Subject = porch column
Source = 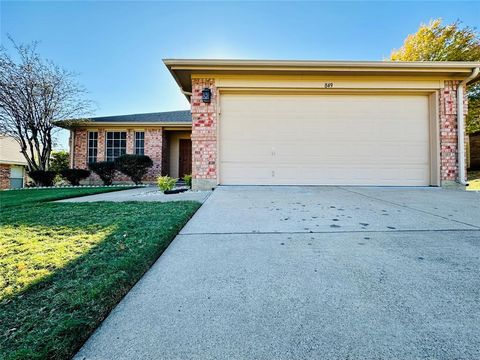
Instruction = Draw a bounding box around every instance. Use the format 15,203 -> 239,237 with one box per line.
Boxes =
191,78 -> 217,190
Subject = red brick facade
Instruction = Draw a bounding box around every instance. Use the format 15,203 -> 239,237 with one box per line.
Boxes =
70,79 -> 468,188
144,128 -> 163,178
72,128 -> 168,183
439,80 -> 468,182
190,78 -> 218,190
0,164 -> 10,189
188,78 -> 469,188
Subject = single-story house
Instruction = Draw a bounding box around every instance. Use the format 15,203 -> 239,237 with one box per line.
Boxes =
0,135 -> 28,189
63,110 -> 192,182
60,59 -> 480,190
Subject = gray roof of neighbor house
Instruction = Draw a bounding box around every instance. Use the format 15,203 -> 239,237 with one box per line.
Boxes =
56,110 -> 192,128
87,110 -> 191,123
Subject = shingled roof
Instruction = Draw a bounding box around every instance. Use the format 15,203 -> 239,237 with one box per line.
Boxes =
87,110 -> 191,123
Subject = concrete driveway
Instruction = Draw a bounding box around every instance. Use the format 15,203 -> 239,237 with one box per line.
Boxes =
75,186 -> 480,360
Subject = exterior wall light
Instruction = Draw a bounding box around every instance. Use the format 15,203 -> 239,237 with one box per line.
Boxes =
202,88 -> 212,103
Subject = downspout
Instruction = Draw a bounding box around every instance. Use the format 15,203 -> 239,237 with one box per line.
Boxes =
457,67 -> 479,185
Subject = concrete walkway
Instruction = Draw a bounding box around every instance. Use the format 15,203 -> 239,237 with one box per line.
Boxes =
58,186 -> 211,203
74,186 -> 480,360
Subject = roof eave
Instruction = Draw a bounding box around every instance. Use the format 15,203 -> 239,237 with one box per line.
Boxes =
163,59 -> 480,94
56,121 -> 192,129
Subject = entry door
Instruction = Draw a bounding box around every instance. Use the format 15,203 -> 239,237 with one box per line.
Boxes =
178,139 -> 192,177
219,93 -> 430,186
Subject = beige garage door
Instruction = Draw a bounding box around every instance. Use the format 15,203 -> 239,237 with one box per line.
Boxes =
219,93 -> 430,186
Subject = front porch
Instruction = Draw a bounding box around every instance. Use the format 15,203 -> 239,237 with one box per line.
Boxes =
162,129 -> 192,179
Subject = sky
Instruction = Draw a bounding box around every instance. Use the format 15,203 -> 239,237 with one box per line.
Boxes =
1,0 -> 479,150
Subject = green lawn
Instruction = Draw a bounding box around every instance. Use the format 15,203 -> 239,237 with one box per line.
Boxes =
0,189 -> 200,360
0,186 -> 135,209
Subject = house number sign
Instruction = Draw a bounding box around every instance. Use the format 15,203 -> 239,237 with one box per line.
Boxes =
324,82 -> 334,88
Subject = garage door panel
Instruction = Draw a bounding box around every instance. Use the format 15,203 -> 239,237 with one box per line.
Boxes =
219,93 -> 430,186
274,141 -> 429,163
221,141 -> 272,163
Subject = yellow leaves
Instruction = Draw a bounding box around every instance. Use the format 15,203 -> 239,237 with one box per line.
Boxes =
390,18 -> 480,62
390,18 -> 480,133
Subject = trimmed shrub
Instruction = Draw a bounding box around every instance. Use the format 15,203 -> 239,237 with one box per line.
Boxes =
157,176 -> 177,192
183,174 -> 192,188
115,154 -> 153,184
49,150 -> 70,173
88,161 -> 116,185
28,170 -> 56,187
60,169 -> 91,186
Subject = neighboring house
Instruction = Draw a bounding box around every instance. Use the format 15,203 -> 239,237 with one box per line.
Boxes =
0,135 -> 28,189
59,110 -> 192,183
62,59 -> 480,189
468,131 -> 480,170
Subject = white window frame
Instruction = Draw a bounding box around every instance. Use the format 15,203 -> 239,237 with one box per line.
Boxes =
87,131 -> 98,164
105,131 -> 127,162
134,131 -> 145,155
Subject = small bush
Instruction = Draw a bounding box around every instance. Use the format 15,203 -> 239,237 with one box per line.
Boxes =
157,176 -> 177,192
60,169 -> 91,186
28,170 -> 56,187
49,151 -> 70,173
183,174 -> 192,188
88,162 -> 117,185
115,154 -> 153,184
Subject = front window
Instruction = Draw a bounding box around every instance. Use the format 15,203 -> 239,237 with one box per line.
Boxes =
135,131 -> 145,155
87,131 -> 98,163
105,131 -> 126,162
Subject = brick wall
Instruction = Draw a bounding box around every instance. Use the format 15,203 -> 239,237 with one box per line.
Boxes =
71,79 -> 468,188
0,164 -> 10,189
144,128 -> 163,180
439,80 -> 468,182
72,127 -> 165,183
161,130 -> 169,176
190,78 -> 217,190
73,129 -> 88,170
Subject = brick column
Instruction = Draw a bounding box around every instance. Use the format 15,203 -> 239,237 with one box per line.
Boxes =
439,80 -> 468,185
73,129 -> 88,170
126,129 -> 134,154
161,130 -> 169,176
97,129 -> 105,162
144,128 -> 163,181
191,78 -> 217,190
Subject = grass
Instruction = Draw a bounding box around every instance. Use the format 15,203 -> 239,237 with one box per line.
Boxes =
0,189 -> 200,360
467,170 -> 480,191
0,186 -> 135,209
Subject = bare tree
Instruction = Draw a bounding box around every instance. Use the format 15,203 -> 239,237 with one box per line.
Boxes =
0,37 -> 92,171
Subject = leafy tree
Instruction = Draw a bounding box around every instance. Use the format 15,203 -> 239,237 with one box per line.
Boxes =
0,37 -> 92,171
390,19 -> 480,133
49,150 -> 70,173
